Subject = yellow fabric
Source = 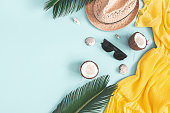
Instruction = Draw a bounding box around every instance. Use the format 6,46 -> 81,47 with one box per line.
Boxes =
104,0 -> 170,112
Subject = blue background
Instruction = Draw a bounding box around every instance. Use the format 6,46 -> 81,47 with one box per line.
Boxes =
0,0 -> 155,113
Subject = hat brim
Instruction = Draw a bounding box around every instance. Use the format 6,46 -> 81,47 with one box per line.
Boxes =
86,0 -> 139,31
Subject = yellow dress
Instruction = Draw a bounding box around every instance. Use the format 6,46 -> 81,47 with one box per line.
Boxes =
104,0 -> 170,112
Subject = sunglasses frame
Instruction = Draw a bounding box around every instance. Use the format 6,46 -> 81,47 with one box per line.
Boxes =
101,39 -> 127,60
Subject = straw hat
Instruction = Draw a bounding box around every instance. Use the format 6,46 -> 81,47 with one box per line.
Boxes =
86,0 -> 139,31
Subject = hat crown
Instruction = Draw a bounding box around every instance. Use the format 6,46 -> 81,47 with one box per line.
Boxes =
93,0 -> 137,23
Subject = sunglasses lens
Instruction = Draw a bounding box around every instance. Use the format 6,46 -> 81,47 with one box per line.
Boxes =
101,39 -> 127,60
101,39 -> 114,52
113,51 -> 127,60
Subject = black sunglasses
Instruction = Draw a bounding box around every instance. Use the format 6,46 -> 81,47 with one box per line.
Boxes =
101,39 -> 127,60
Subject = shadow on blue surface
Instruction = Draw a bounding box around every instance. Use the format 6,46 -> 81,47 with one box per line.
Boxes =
68,61 -> 82,75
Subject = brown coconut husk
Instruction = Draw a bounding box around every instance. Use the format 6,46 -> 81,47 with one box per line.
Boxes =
128,32 -> 147,51
80,60 -> 99,79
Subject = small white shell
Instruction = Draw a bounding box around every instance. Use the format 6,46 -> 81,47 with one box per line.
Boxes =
74,18 -> 80,24
115,34 -> 120,39
119,64 -> 128,75
85,37 -> 96,46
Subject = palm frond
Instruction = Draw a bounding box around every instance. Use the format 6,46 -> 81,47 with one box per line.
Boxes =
79,84 -> 117,113
53,75 -> 117,113
44,0 -> 94,18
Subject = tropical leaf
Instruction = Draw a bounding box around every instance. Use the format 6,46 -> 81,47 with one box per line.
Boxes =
44,0 -> 94,18
52,75 -> 117,113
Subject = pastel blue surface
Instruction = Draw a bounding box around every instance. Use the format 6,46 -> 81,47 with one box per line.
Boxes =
0,0 -> 156,113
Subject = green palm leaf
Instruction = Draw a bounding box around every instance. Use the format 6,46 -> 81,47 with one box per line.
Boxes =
53,75 -> 117,113
44,0 -> 93,18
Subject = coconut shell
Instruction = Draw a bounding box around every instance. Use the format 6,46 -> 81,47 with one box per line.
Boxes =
80,60 -> 99,79
128,32 -> 147,51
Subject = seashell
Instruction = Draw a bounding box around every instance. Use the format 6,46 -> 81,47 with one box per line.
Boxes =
115,34 -> 120,39
119,64 -> 128,75
74,18 -> 80,24
85,37 -> 96,46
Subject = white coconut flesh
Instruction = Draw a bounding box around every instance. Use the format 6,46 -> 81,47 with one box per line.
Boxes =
81,61 -> 98,78
134,33 -> 146,49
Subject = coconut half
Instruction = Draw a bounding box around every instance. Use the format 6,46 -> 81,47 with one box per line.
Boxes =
80,61 -> 99,79
128,32 -> 147,50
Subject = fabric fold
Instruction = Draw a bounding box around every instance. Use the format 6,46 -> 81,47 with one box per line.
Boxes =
104,0 -> 170,112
